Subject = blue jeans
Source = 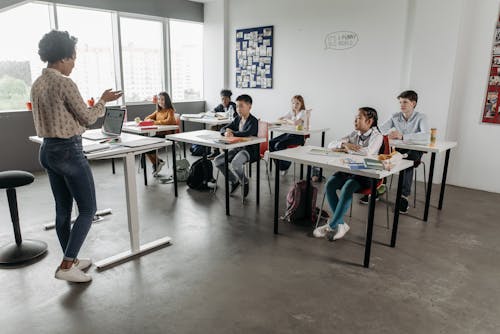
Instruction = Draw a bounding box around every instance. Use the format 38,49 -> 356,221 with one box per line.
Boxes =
269,133 -> 305,171
325,173 -> 361,229
40,136 -> 97,261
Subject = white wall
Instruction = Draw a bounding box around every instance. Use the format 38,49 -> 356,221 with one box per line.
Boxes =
203,0 -> 500,192
446,0 -> 500,193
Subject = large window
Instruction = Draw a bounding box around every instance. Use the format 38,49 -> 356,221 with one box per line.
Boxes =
170,20 -> 203,101
120,17 -> 164,103
0,2 -> 52,110
57,5 -> 117,104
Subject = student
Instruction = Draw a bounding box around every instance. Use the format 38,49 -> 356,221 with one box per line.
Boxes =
32,30 -> 122,282
207,89 -> 238,159
267,95 -> 307,175
313,107 -> 382,240
213,94 -> 258,197
376,90 -> 429,213
144,92 -> 177,176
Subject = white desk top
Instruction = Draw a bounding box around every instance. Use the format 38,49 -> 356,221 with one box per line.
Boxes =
268,125 -> 330,135
180,114 -> 231,126
122,122 -> 178,135
269,145 -> 413,179
29,133 -> 171,160
165,129 -> 265,150
389,140 -> 457,153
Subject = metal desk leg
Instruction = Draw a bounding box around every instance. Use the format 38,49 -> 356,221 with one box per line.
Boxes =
274,158 -> 280,234
306,165 -> 312,219
391,170 -> 405,247
364,179 -> 378,268
256,158 -> 260,205
182,120 -> 187,158
269,131 -> 274,172
423,152 -> 436,222
438,149 -> 451,210
224,149 -> 230,216
319,131 -> 325,180
172,141 -> 178,197
111,158 -> 116,174
141,154 -> 148,186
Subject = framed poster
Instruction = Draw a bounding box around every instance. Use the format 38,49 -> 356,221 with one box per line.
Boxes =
236,25 -> 273,89
482,13 -> 500,124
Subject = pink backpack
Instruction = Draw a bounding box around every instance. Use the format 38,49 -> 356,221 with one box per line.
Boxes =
282,180 -> 318,224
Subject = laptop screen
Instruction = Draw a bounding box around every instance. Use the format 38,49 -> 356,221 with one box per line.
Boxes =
102,106 -> 125,136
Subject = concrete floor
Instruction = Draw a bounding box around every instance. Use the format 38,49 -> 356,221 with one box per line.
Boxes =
0,157 -> 499,334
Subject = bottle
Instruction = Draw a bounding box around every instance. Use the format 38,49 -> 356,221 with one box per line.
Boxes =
430,128 -> 437,147
228,105 -> 234,121
122,105 -> 128,123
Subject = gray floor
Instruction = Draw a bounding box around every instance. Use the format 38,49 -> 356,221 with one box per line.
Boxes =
0,157 -> 499,334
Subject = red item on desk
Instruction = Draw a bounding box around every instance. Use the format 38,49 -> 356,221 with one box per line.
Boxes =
138,120 -> 155,127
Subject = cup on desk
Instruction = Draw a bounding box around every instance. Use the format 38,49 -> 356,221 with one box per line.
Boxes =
430,128 -> 437,147
26,102 -> 32,111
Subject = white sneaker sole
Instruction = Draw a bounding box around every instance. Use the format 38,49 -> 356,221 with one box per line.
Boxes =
333,224 -> 350,240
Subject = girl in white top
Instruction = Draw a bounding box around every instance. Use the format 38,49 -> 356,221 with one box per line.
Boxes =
269,95 -> 308,174
313,107 -> 383,241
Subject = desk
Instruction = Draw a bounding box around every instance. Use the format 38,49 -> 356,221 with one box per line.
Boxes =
165,130 -> 265,216
269,145 -> 413,268
29,133 -> 173,270
122,122 -> 179,185
268,125 -> 330,178
180,115 -> 231,157
390,140 -> 458,221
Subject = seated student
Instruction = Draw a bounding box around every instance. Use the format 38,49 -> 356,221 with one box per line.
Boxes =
208,89 -> 238,159
313,107 -> 382,240
144,92 -> 177,176
213,94 -> 258,197
268,95 -> 307,175
375,90 -> 428,213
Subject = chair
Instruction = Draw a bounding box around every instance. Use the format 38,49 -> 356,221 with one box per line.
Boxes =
315,135 -> 391,230
0,171 -> 47,264
389,154 -> 427,208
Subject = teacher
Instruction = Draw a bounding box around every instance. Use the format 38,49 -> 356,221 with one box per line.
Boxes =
31,30 -> 122,283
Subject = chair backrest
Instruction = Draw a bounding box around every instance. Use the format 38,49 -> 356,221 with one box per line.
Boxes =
174,113 -> 181,133
257,120 -> 269,155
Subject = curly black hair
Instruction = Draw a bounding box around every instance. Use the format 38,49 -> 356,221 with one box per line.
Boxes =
38,30 -> 78,64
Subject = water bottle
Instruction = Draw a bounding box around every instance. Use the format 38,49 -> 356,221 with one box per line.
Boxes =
228,105 -> 234,121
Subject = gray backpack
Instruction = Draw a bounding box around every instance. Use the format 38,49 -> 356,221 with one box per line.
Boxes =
176,159 -> 190,182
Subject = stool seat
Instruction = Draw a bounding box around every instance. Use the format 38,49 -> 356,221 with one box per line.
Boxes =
0,171 -> 34,189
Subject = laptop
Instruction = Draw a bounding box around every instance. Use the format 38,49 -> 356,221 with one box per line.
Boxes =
83,106 -> 126,140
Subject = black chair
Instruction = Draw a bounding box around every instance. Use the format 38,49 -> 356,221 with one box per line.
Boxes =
0,171 -> 47,264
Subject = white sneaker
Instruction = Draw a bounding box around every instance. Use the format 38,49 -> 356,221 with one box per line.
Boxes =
263,150 -> 270,163
313,223 -> 333,238
207,181 -> 217,188
333,223 -> 350,240
74,258 -> 92,271
280,169 -> 288,177
153,160 -> 166,177
55,265 -> 92,283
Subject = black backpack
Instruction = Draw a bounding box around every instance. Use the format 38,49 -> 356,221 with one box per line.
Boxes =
187,158 -> 214,190
190,144 -> 210,156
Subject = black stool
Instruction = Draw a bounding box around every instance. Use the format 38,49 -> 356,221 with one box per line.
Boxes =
0,171 -> 47,264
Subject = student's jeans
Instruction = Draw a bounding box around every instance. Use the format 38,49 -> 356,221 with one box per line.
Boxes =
396,149 -> 424,197
213,148 -> 250,184
325,173 -> 362,229
40,136 -> 97,261
269,133 -> 305,170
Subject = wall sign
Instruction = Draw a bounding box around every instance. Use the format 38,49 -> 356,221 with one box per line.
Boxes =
324,31 -> 359,50
482,13 -> 500,124
235,25 -> 273,89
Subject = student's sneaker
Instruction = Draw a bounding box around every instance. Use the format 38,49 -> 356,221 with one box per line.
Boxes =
280,169 -> 288,177
243,182 -> 249,197
359,193 -> 379,205
152,159 -> 166,177
399,196 -> 409,214
263,150 -> 270,163
74,258 -> 92,271
207,181 -> 217,189
207,150 -> 220,160
313,223 -> 333,238
55,265 -> 92,283
230,181 -> 240,194
333,223 -> 350,240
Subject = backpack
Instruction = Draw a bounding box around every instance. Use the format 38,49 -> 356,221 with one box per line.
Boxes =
281,180 -> 318,224
190,144 -> 210,156
176,158 -> 190,182
187,158 -> 214,190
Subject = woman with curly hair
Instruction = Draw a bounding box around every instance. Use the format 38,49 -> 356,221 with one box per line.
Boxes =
31,30 -> 122,282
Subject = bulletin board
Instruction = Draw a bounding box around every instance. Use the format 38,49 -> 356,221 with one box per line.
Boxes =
235,25 -> 273,89
482,14 -> 500,124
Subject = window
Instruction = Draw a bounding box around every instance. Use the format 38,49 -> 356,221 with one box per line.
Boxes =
0,2 -> 52,111
170,20 -> 203,101
56,5 -> 117,104
120,17 -> 164,103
